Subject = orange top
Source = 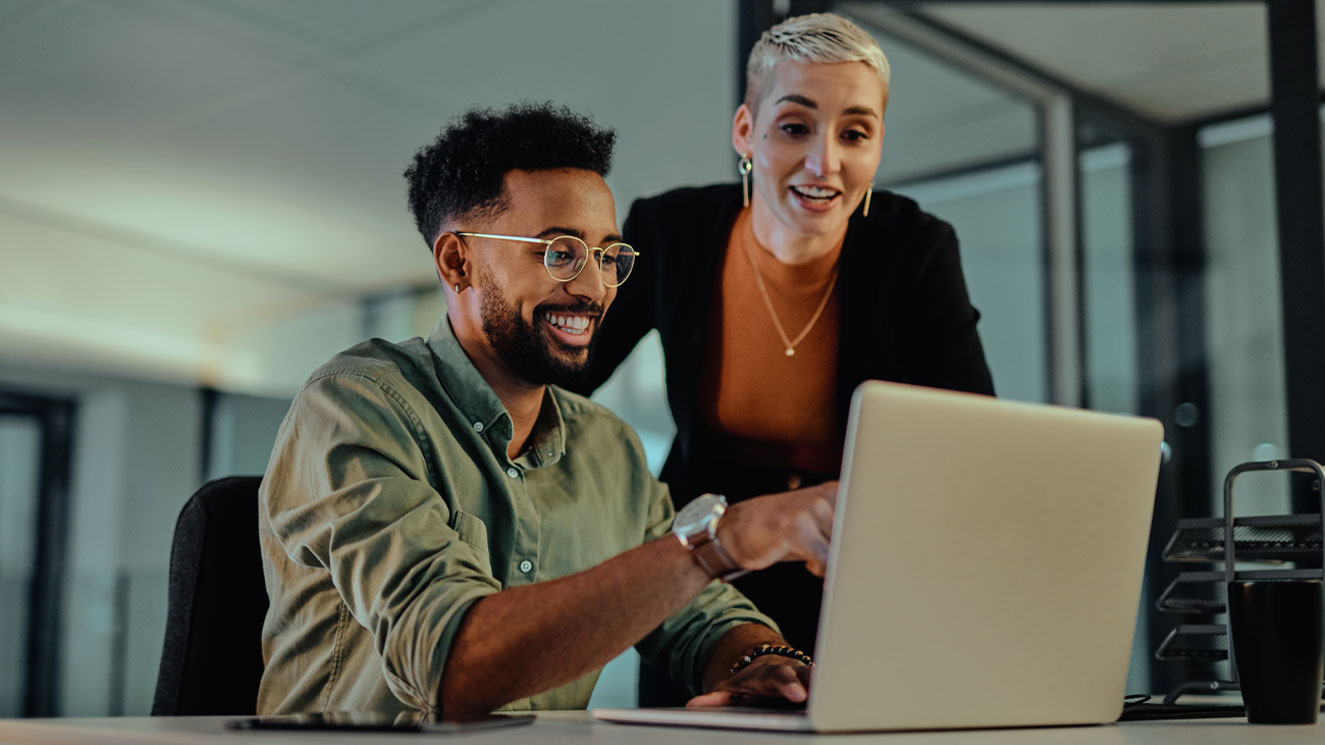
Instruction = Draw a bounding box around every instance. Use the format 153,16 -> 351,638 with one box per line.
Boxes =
698,208 -> 844,474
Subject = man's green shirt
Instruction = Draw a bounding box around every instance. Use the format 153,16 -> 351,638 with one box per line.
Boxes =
257,318 -> 774,716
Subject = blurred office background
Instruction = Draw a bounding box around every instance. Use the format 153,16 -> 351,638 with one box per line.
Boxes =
1,0 -> 1322,717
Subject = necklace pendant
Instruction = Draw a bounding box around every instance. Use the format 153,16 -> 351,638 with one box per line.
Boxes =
785,348 -> 795,357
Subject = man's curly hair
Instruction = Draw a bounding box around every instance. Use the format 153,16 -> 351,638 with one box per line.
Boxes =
403,102 -> 616,249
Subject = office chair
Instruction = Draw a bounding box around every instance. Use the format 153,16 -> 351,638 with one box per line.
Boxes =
152,476 -> 268,715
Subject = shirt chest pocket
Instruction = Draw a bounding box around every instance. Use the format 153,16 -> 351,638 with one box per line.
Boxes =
448,510 -> 494,578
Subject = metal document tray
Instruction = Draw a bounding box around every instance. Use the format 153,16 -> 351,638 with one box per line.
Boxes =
1155,460 -> 1325,704
1154,624 -> 1228,662
1161,513 -> 1323,564
1155,568 -> 1324,614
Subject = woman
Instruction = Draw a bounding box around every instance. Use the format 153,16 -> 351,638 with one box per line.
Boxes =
579,12 -> 994,703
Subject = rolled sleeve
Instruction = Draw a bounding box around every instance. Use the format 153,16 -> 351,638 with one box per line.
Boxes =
632,479 -> 779,694
263,370 -> 500,713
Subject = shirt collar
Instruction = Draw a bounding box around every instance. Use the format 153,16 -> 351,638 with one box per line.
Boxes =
525,389 -> 568,468
425,315 -> 568,467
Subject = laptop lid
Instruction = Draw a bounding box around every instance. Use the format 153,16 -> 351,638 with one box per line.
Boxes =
807,382 -> 1163,731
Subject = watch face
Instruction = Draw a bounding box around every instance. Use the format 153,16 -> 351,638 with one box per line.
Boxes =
673,493 -> 726,535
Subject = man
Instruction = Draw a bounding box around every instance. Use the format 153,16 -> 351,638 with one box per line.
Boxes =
257,103 -> 836,718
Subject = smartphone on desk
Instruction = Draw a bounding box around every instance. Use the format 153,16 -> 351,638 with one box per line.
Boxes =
227,711 -> 536,734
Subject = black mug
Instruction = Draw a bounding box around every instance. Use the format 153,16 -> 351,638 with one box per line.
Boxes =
1227,579 -> 1324,724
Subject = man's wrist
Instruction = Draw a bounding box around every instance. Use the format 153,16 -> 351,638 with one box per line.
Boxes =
729,643 -> 814,676
687,531 -> 746,580
702,624 -> 784,693
673,494 -> 746,581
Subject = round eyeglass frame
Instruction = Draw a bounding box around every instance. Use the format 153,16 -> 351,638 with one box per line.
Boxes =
454,232 -> 639,287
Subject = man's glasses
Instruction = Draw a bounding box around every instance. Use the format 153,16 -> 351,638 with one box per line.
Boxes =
455,232 -> 639,287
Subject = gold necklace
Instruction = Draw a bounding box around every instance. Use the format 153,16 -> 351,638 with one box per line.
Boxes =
743,240 -> 841,357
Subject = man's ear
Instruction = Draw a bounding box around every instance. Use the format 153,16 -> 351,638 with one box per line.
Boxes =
433,232 -> 469,292
732,103 -> 754,157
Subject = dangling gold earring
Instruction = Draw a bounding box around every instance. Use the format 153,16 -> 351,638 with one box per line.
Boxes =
739,154 -> 753,208
863,184 -> 873,217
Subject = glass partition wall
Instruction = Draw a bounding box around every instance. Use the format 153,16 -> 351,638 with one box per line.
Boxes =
0,414 -> 43,717
0,393 -> 73,717
1199,113 -> 1295,517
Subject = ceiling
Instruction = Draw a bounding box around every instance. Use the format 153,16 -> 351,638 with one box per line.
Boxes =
0,0 -> 1320,393
0,0 -> 738,389
916,1 -> 1325,123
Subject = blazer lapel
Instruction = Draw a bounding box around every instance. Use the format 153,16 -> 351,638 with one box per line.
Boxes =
667,186 -> 744,448
835,213 -> 898,426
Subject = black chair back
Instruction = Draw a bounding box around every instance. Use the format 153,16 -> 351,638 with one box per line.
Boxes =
152,476 -> 267,715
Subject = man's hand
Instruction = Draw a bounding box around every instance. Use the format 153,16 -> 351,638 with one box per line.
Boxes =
715,481 -> 838,576
686,655 -> 813,708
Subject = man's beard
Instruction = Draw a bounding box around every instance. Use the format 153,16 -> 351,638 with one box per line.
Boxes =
476,280 -> 601,389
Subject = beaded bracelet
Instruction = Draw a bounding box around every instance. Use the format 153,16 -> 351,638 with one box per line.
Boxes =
729,643 -> 815,676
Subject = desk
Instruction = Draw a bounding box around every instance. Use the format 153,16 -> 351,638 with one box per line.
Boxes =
0,711 -> 1319,744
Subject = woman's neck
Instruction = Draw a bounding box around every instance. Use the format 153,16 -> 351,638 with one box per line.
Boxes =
748,202 -> 848,265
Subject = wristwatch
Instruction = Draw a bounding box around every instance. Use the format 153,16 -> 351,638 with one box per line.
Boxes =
672,493 -> 746,581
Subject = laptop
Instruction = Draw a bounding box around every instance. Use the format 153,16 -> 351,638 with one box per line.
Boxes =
594,381 -> 1164,733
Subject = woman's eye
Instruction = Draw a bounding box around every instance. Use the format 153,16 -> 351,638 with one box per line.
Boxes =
842,129 -> 869,142
779,123 -> 810,137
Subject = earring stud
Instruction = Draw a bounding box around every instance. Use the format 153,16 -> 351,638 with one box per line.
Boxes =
454,283 -> 462,293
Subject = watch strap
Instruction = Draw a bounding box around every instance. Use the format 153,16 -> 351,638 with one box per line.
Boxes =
690,533 -> 747,582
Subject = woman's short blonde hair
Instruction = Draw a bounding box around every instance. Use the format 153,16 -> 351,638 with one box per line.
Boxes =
745,12 -> 890,108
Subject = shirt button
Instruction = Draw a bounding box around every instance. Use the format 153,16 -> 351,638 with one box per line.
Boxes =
506,467 -> 519,479
786,473 -> 803,490
519,559 -> 534,573
472,421 -> 484,433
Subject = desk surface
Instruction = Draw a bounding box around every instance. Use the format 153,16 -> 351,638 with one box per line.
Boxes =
0,710 -> 1319,745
